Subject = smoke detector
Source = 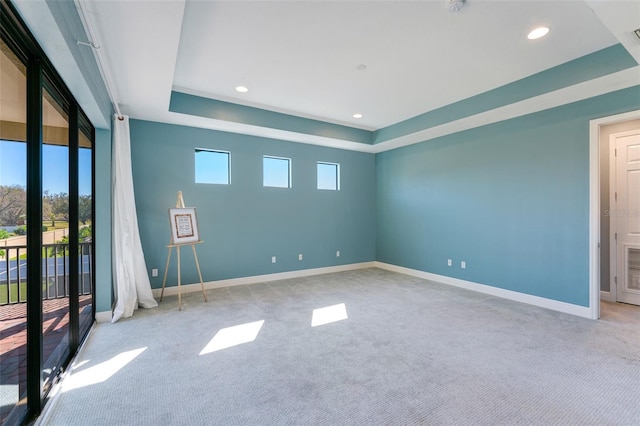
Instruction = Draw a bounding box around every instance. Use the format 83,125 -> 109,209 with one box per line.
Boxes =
446,0 -> 464,13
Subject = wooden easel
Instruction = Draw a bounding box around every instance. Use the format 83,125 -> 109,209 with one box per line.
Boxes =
160,191 -> 208,310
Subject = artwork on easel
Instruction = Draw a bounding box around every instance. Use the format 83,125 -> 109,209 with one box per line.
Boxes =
162,191 -> 208,310
169,207 -> 200,245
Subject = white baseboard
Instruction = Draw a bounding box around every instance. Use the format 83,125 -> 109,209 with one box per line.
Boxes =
152,261 -> 377,298
374,262 -> 593,319
95,310 -> 113,323
600,290 -> 613,302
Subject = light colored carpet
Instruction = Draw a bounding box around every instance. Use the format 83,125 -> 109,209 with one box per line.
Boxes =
40,268 -> 640,425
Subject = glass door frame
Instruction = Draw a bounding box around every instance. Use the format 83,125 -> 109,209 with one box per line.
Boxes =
1,0 -> 96,423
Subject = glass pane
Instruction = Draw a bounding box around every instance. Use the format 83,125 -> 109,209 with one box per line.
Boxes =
78,128 -> 93,337
41,87 -> 69,396
0,37 -> 28,423
195,149 -> 229,184
317,162 -> 339,190
628,248 -> 640,291
263,157 -> 290,188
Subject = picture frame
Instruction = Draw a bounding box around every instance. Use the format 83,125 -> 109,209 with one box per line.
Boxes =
168,207 -> 200,245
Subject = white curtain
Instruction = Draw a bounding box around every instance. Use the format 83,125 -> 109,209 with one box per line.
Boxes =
111,114 -> 158,322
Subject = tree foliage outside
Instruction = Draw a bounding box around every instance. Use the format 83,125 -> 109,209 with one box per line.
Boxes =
0,185 -> 26,225
0,229 -> 8,257
43,191 -> 69,227
50,225 -> 92,257
79,195 -> 92,224
0,185 -> 91,259
1,185 -> 87,227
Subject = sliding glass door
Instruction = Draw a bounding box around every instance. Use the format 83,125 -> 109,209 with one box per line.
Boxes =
0,1 -> 96,423
41,84 -> 71,397
77,123 -> 94,340
0,35 -> 28,425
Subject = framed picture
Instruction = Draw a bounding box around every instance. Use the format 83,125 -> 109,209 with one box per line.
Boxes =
169,207 -> 200,245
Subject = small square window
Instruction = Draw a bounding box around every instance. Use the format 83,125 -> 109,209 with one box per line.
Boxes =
195,149 -> 230,185
317,162 -> 339,190
263,156 -> 291,188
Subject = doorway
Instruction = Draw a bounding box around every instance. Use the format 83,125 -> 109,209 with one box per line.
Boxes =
609,128 -> 640,305
590,111 -> 640,319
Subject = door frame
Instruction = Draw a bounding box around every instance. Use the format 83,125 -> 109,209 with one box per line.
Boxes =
609,130 -> 618,304
589,109 -> 640,319
610,129 -> 640,305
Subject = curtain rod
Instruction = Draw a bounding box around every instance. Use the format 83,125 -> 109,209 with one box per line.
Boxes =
74,0 -> 124,121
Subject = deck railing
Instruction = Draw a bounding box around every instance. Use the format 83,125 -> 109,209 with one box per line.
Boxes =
0,243 -> 92,305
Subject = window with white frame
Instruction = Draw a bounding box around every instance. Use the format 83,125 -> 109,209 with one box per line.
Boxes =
317,162 -> 340,190
263,156 -> 291,188
195,149 -> 230,185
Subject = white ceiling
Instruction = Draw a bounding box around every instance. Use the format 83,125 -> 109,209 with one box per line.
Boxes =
70,1 -> 640,150
174,0 -> 618,129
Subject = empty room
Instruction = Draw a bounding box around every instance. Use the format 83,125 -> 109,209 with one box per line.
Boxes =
0,1 -> 639,425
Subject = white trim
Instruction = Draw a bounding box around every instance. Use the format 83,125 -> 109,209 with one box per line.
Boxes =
375,262 -> 593,319
609,132 -> 618,303
95,310 -> 113,323
590,110 -> 640,320
371,68 -> 640,154
152,261 -> 377,298
600,291 -> 613,303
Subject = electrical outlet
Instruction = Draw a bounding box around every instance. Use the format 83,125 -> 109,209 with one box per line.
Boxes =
461,261 -> 466,269
336,250 -> 340,257
151,268 -> 158,277
298,253 -> 303,261
272,256 -> 276,263
447,259 -> 452,267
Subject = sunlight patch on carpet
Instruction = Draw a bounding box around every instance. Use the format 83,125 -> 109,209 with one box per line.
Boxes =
71,360 -> 90,370
62,348 -> 146,392
200,320 -> 265,355
312,303 -> 348,327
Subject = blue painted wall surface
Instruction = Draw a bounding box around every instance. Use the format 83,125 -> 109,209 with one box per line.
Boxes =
94,127 -> 112,312
376,86 -> 640,307
129,120 -> 376,288
170,91 -> 373,145
374,44 -> 637,144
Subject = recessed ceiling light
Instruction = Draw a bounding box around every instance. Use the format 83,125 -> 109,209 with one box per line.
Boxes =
528,27 -> 550,40
353,113 -> 363,119
446,0 -> 464,13
235,86 -> 248,93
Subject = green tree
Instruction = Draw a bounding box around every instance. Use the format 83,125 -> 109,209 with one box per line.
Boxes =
43,191 -> 69,226
42,190 -> 53,225
79,195 -> 92,224
0,230 -> 8,257
80,225 -> 92,241
0,185 -> 26,225
52,192 -> 69,223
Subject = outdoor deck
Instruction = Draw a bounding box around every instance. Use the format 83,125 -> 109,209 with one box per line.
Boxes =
0,296 -> 92,422
0,242 -> 93,423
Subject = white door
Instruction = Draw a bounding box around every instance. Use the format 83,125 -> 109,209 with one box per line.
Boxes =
613,130 -> 640,305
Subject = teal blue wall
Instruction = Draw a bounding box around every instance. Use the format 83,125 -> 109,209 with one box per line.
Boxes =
94,127 -> 112,312
376,86 -> 640,307
129,120 -> 376,288
170,91 -> 373,145
373,45 -> 637,144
